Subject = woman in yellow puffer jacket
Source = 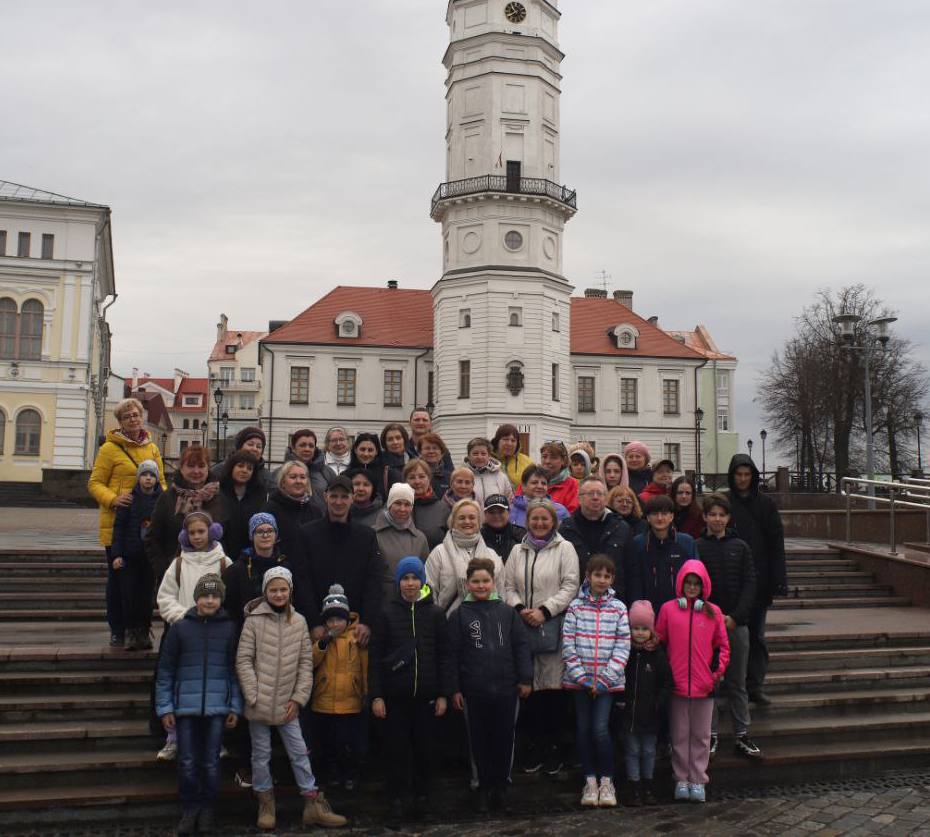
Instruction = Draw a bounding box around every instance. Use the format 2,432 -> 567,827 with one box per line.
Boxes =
87,398 -> 166,645
492,423 -> 535,491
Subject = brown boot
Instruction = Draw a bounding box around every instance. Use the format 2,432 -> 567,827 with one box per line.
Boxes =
255,789 -> 275,830
303,791 -> 347,828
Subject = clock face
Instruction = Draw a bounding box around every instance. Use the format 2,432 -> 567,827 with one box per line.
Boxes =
505,2 -> 527,24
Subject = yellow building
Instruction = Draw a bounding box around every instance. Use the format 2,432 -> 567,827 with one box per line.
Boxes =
0,181 -> 116,483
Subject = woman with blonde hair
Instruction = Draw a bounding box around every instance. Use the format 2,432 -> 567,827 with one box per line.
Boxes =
607,485 -> 647,538
425,498 -> 504,615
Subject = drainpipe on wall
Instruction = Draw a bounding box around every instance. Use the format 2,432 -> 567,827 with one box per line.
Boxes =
262,344 -> 275,465
694,357 -> 708,477
712,359 -> 720,478
412,347 -> 431,412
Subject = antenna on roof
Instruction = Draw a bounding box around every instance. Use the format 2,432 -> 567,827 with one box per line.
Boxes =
594,269 -> 611,292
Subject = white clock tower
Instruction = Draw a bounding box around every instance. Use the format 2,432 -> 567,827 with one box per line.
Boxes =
430,0 -> 576,456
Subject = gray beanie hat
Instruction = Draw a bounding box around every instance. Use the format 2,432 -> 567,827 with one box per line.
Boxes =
321,583 -> 350,622
137,459 -> 160,480
262,565 -> 293,592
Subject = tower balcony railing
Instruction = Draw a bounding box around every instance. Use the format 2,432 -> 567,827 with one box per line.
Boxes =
430,175 -> 577,216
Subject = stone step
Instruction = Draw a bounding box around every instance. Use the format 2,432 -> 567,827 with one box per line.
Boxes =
759,685 -> 930,714
764,665 -> 930,693
0,692 -> 151,723
746,709 -> 930,743
0,609 -> 163,622
768,645 -> 930,671
783,584 -> 895,599
1,647 -> 158,673
0,550 -> 104,563
1,563 -> 106,576
768,629 -> 930,652
771,595 -> 911,609
0,593 -> 106,611
784,570 -> 875,584
0,749 -> 169,791
785,559 -> 859,572
0,576 -> 106,588
0,669 -> 153,696
0,719 -> 156,755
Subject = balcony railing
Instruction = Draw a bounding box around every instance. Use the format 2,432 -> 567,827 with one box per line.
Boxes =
430,175 -> 577,216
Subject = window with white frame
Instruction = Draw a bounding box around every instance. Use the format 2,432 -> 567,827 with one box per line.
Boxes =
41,234 -> 54,259
459,309 -> 471,329
663,443 -> 681,469
337,368 -> 357,406
290,367 -> 309,404
620,378 -> 638,414
383,370 -> 403,407
508,307 -> 523,327
239,393 -> 255,410
220,367 -> 234,386
717,409 -> 729,432
240,367 -> 256,382
662,379 -> 680,415
552,312 -> 560,332
15,409 -> 41,455
577,376 -> 595,413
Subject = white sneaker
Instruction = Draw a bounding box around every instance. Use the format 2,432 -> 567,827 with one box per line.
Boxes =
674,780 -> 690,801
581,777 -> 599,807
689,783 -> 706,803
598,777 -> 617,808
156,739 -> 177,762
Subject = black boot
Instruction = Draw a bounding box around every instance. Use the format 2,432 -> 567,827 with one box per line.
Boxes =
386,798 -> 405,828
489,787 -> 510,814
177,809 -> 198,836
477,789 -> 490,815
626,779 -> 643,807
643,778 -> 658,806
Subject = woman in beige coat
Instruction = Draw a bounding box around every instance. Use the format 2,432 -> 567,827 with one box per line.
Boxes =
504,498 -> 580,776
236,566 -> 345,830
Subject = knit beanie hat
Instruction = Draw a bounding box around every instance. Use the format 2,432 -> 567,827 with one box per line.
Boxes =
320,583 -> 351,622
262,565 -> 293,592
193,572 -> 225,603
234,426 -> 266,452
628,599 -> 655,631
386,482 -> 415,508
137,459 -> 160,480
624,441 -> 651,464
248,512 -> 278,540
395,556 -> 427,586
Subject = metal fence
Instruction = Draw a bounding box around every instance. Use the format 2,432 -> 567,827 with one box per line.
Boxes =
840,475 -> 930,554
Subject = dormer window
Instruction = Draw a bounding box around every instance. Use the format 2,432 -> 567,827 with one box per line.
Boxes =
225,345 -> 236,354
334,311 -> 363,339
610,324 -> 639,350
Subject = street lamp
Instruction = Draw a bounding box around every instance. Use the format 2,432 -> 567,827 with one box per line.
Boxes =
694,407 -> 704,493
221,411 -> 229,457
916,411 -> 924,474
760,429 -> 768,482
747,439 -> 753,458
213,386 -> 224,463
832,312 -> 898,501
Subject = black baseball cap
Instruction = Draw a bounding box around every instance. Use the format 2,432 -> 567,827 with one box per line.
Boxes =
483,494 -> 510,511
326,475 -> 353,493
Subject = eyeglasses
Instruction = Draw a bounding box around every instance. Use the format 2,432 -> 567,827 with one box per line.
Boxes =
254,528 -> 276,536
579,490 -> 606,497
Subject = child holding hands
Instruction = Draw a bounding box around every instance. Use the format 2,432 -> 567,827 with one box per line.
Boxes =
561,554 -> 630,808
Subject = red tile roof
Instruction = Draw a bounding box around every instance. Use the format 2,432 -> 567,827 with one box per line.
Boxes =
136,376 -> 209,412
264,286 -> 434,348
569,297 -> 705,359
209,330 -> 267,362
664,326 -> 736,361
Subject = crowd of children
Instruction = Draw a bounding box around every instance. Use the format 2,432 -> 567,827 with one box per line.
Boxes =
91,401 -> 787,832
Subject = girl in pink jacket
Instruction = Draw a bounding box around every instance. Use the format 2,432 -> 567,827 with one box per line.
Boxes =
655,559 -> 730,804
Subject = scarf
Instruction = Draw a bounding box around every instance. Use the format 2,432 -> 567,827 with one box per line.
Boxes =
383,508 -> 414,531
548,467 -> 571,487
632,635 -> 660,652
325,450 -> 351,469
114,428 -> 149,445
444,489 -> 474,507
415,486 -> 436,502
527,528 -> 557,551
174,481 -> 219,516
450,529 -> 480,550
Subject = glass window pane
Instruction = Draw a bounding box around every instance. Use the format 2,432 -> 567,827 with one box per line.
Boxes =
15,409 -> 41,455
0,299 -> 17,359
20,299 -> 43,360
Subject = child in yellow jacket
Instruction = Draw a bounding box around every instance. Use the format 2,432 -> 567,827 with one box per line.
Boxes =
311,584 -> 369,791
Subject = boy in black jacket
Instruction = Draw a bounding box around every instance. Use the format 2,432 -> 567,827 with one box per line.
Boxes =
696,493 -> 760,760
111,459 -> 162,650
622,600 -> 671,807
369,557 -> 451,824
448,557 -> 533,813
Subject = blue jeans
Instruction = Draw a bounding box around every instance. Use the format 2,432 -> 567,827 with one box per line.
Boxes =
175,715 -> 225,812
624,731 -> 657,781
573,691 -> 615,780
251,718 -> 317,795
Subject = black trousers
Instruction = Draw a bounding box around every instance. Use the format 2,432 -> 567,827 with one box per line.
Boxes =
118,555 -> 154,631
746,605 -> 770,694
380,696 -> 437,797
311,712 -> 361,782
465,693 -> 518,792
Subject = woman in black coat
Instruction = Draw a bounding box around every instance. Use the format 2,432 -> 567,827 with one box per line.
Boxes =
219,450 -> 268,562
262,461 -> 323,559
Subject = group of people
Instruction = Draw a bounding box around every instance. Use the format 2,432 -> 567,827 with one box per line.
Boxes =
88,401 -> 786,833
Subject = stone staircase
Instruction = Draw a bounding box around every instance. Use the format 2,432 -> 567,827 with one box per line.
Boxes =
0,544 -> 929,823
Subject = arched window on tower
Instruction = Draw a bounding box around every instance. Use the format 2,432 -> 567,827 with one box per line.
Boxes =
19,300 -> 44,360
0,299 -> 17,358
15,409 -> 41,455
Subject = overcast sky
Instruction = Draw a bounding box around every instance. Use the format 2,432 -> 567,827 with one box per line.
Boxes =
4,1 -> 928,461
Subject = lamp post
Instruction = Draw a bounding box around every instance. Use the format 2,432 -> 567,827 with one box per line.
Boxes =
833,312 -> 897,504
747,439 -> 753,461
213,387 -> 224,464
221,411 -> 229,458
760,428 -> 768,482
916,411 -> 924,475
694,407 -> 704,493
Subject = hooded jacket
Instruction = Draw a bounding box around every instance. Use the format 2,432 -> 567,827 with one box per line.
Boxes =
157,542 -> 231,625
368,584 -> 452,700
597,452 -> 630,491
425,531 -> 505,615
155,606 -> 242,718
559,509 -> 632,602
466,458 -> 514,506
311,613 -> 369,714
373,510 -> 430,600
111,481 -> 163,563
447,593 -> 534,697
88,429 -> 167,547
509,493 -> 569,529
219,471 -> 268,565
695,529 -> 757,626
623,642 -> 673,734
627,527 -> 697,613
627,467 -> 653,497
656,560 -> 730,699
638,480 -> 670,506
726,454 -> 787,606
351,495 -> 384,529
561,581 -> 631,693
236,597 -> 314,724
548,471 -> 580,513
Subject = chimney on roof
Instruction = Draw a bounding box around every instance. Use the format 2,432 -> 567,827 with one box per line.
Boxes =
217,314 -> 228,342
647,316 -> 659,326
131,367 -> 139,390
584,288 -> 608,299
268,320 -> 288,333
387,280 -> 399,289
613,290 -> 634,309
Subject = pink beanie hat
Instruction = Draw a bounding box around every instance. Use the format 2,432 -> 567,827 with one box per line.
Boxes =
628,600 -> 655,631
624,440 -> 651,463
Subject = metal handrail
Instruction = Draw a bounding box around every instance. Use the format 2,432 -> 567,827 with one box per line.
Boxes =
840,476 -> 930,555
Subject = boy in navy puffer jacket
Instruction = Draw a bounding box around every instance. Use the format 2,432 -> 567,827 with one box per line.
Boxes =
155,573 -> 242,836
110,459 -> 162,650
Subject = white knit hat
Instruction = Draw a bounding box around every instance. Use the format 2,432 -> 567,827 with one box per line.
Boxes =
262,565 -> 293,592
386,482 -> 415,508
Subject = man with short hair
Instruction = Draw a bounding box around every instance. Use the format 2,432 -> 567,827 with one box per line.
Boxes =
560,476 -> 632,601
406,408 -> 454,471
295,475 -> 385,648
480,495 -> 526,564
725,454 -> 786,705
